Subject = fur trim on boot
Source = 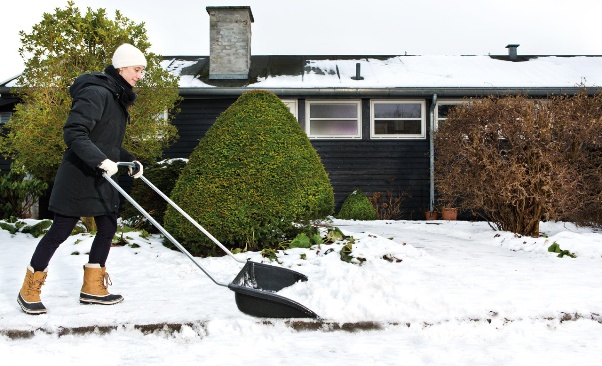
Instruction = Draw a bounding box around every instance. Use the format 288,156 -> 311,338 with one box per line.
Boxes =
80,263 -> 123,305
17,265 -> 48,315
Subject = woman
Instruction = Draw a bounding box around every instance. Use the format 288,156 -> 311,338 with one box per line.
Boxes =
17,43 -> 146,314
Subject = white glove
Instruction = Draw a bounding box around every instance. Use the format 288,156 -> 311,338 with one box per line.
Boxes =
128,161 -> 143,178
98,159 -> 118,177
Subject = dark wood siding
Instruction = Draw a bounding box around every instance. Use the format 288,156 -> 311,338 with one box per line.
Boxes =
312,139 -> 430,218
0,102 -> 17,172
163,97 -> 236,159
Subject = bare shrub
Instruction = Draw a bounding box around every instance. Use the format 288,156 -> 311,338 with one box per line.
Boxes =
548,91 -> 602,227
370,188 -> 410,220
434,91 -> 602,236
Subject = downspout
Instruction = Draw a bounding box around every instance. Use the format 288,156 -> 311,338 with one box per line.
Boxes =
429,94 -> 437,212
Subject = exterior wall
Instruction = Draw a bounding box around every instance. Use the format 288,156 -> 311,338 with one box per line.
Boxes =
312,139 -> 430,218
0,102 -> 16,173
163,98 -> 236,159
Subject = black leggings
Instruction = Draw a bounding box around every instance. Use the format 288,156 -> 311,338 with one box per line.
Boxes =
30,213 -> 118,271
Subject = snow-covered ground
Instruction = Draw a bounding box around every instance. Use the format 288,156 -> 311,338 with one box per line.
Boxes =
1,218 -> 601,365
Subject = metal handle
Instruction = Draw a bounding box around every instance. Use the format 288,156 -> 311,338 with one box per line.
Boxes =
104,168 -> 229,287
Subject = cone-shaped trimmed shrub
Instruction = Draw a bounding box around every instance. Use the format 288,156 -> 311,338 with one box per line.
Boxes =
337,188 -> 378,220
164,90 -> 334,256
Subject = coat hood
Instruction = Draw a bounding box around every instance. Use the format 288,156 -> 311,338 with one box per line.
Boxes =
70,71 -> 137,107
70,72 -> 117,99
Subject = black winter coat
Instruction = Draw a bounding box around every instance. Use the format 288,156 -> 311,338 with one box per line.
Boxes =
48,68 -> 136,217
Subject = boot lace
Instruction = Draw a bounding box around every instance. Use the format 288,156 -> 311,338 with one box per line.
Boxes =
26,276 -> 46,296
102,272 -> 113,289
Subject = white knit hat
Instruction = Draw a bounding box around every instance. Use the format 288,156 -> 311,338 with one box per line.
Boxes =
112,43 -> 147,69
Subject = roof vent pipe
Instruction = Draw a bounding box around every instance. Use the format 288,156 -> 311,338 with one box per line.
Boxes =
351,63 -> 364,80
506,44 -> 520,60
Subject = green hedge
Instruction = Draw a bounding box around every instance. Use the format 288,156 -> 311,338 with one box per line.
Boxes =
337,188 -> 378,220
164,90 -> 334,256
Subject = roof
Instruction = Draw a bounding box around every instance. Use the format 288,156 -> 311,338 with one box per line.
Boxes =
164,54 -> 602,90
4,54 -> 602,97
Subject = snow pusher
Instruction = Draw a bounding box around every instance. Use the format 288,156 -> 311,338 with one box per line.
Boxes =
103,163 -> 318,319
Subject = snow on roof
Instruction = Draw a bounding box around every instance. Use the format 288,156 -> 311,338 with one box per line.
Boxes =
4,55 -> 601,90
162,55 -> 602,89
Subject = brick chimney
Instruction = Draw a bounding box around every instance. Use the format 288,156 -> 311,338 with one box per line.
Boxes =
506,44 -> 520,60
206,6 -> 254,79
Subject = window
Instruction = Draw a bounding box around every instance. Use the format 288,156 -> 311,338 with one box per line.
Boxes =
370,100 -> 426,139
306,100 -> 361,139
156,109 -> 168,122
0,112 -> 12,124
281,99 -> 298,120
435,100 -> 466,130
130,110 -> 169,142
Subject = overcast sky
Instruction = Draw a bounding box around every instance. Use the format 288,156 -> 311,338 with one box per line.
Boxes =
2,0 -> 602,81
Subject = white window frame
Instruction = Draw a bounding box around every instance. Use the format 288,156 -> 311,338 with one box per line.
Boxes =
281,99 -> 298,120
370,100 -> 426,139
435,100 -> 467,130
156,109 -> 169,122
305,100 -> 362,139
131,109 -> 169,142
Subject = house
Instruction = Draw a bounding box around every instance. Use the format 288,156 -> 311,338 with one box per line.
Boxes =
2,5 -> 602,219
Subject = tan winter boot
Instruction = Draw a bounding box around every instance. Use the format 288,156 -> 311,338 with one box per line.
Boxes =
80,263 -> 123,305
17,265 -> 48,315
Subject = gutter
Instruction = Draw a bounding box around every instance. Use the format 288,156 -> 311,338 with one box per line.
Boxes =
177,86 -> 597,98
2,86 -> 597,98
429,94 -> 437,212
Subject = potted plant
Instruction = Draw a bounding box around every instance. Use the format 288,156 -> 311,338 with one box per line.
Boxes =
441,207 -> 458,220
425,210 -> 439,220
423,201 -> 438,220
